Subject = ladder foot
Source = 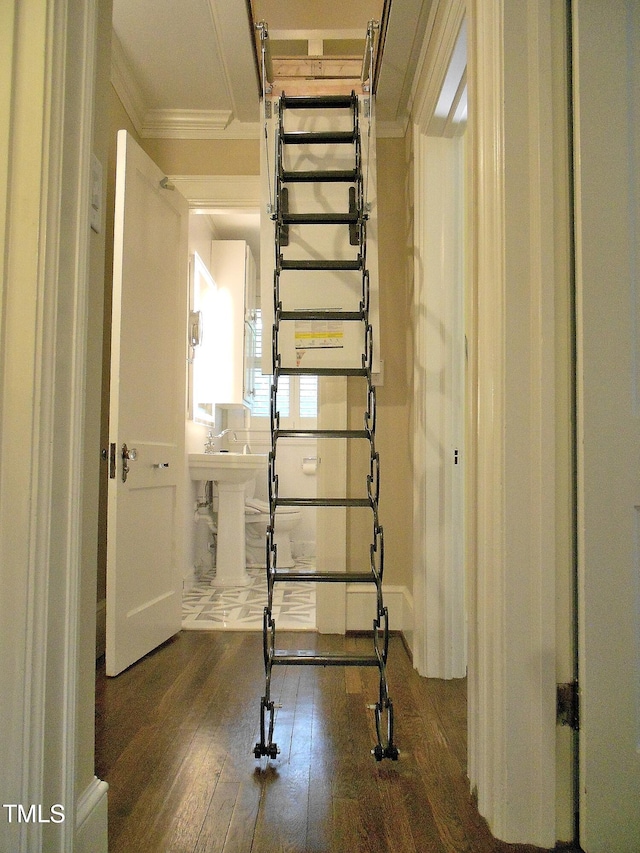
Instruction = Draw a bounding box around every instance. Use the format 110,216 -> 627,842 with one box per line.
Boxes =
254,741 -> 280,759
385,744 -> 399,761
371,742 -> 399,761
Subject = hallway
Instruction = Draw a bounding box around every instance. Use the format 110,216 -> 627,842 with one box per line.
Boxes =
95,632 -> 569,853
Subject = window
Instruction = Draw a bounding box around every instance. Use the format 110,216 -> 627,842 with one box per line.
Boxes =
250,310 -> 318,425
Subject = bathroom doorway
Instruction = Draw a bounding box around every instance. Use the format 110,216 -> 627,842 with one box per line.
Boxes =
182,206 -> 319,632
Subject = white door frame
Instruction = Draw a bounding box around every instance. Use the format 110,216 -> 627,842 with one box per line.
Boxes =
1,1 -> 108,851
411,127 -> 467,679
410,0 -> 467,677
466,0 -> 566,845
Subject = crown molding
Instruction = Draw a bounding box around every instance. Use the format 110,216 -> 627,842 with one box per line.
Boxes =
141,109 -> 233,138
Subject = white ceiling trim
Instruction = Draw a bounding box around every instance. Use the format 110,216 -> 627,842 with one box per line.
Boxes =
140,115 -> 261,140
110,29 -> 146,136
168,175 -> 261,209
141,109 -> 233,138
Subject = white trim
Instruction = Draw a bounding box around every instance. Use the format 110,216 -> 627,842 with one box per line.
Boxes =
141,113 -> 261,140
1,1 -> 104,851
169,175 -> 260,210
411,128 -> 467,680
410,0 -> 466,134
467,1 -> 558,845
142,108 -> 233,138
54,0 -> 102,846
75,778 -> 109,853
467,1 -> 507,830
410,0 -> 467,680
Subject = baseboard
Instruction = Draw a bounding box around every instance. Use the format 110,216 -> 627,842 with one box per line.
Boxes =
95,598 -> 106,660
75,777 -> 108,853
346,584 -> 413,640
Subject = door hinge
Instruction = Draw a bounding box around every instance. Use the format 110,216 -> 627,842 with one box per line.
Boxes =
557,681 -> 580,730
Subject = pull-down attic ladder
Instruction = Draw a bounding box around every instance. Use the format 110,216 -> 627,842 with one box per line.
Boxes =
254,28 -> 397,762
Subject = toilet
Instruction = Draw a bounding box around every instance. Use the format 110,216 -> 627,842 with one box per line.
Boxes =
245,497 -> 301,568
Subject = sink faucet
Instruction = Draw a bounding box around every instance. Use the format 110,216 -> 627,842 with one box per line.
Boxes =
204,428 -> 237,453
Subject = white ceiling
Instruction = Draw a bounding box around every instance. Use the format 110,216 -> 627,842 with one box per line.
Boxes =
111,0 -> 436,261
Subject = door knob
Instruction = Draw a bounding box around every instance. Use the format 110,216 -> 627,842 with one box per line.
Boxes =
121,443 -> 138,483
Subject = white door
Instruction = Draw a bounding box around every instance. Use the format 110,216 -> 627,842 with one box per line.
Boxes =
106,130 -> 188,677
573,1 -> 640,849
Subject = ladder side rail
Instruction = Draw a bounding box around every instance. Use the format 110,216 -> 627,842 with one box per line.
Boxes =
370,526 -> 385,610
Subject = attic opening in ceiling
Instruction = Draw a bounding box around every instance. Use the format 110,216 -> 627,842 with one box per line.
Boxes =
250,0 -> 386,86
111,0 -> 435,137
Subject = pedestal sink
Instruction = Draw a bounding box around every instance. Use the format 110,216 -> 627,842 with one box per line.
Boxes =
189,452 -> 267,587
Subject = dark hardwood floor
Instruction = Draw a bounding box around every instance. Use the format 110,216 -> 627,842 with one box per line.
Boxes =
95,631 -> 571,853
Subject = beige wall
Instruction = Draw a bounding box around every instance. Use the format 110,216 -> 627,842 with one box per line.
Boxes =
347,135 -> 413,590
142,137 -> 259,176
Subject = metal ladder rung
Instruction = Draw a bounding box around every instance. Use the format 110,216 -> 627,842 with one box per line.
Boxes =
279,258 -> 362,270
281,94 -> 355,110
278,310 -> 364,321
281,169 -> 358,183
272,569 -> 376,583
282,131 -> 356,145
272,650 -> 379,667
276,497 -> 372,508
281,212 -> 359,225
276,366 -> 368,377
275,428 -> 370,440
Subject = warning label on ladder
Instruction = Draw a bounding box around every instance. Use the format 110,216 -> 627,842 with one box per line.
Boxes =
294,320 -> 344,350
